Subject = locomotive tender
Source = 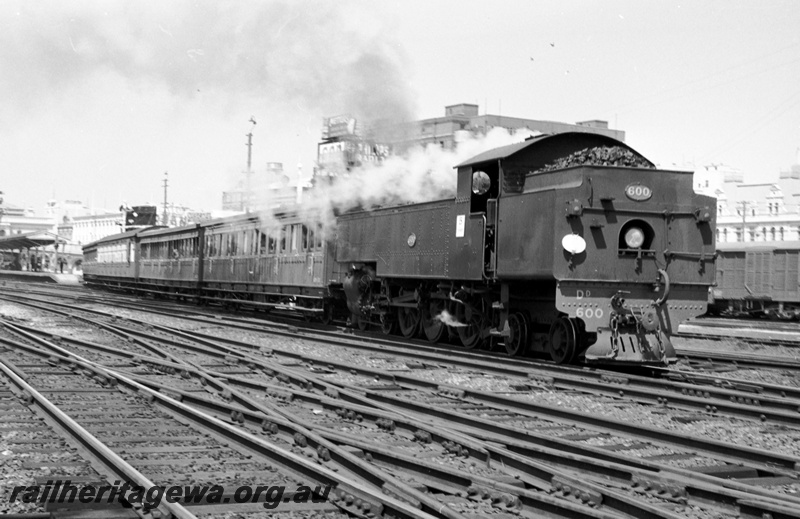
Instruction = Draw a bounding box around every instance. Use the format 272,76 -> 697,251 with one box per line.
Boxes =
83,132 -> 716,365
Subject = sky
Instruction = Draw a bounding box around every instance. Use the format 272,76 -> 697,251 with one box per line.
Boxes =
1,0 -> 799,213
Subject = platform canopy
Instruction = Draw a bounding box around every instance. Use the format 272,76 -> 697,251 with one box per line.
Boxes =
0,231 -> 66,250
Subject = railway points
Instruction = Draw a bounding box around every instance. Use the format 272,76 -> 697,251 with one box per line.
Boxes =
4,284 -> 800,518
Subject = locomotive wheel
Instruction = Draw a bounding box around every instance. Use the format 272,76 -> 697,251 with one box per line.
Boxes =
397,306 -> 420,338
504,312 -> 529,356
420,300 -> 446,343
380,313 -> 397,335
396,288 -> 420,338
351,312 -> 369,331
457,310 -> 485,349
548,317 -> 577,364
320,303 -> 333,325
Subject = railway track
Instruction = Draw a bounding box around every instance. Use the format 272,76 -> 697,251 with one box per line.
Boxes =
11,283 -> 800,372
0,340 -> 476,519
4,292 -> 800,516
4,326 -> 793,519
1,306 -> 633,517
4,289 -> 800,430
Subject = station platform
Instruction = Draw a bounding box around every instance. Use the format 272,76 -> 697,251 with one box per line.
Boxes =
0,270 -> 83,285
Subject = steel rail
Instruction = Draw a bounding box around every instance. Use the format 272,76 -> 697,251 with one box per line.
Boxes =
7,288 -> 800,516
131,356 -> 800,519
0,317 -> 775,519
5,310 -> 800,518
9,290 -> 800,430
0,338 -> 449,519
121,371 -> 637,519
0,329 -> 460,519
4,314 -> 800,475
0,358 -> 198,519
0,319 -> 687,518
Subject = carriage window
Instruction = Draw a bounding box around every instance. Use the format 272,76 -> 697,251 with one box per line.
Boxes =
302,225 -> 310,251
229,233 -> 238,255
315,223 -> 323,249
291,225 -> 299,252
306,226 -> 314,251
269,230 -> 277,254
260,231 -> 268,254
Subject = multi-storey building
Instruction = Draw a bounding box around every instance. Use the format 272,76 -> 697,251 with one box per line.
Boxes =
0,203 -> 54,236
316,103 -> 625,178
694,154 -> 800,243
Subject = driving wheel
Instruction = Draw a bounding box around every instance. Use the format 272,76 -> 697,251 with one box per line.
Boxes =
548,317 -> 577,364
504,312 -> 529,356
397,289 -> 420,338
421,299 -> 446,343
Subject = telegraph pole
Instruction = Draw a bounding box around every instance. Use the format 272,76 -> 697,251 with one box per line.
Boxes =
245,117 -> 256,213
162,172 -> 169,226
0,190 -> 5,240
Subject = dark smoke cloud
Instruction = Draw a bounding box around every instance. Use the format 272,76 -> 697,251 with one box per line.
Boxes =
0,1 -> 417,123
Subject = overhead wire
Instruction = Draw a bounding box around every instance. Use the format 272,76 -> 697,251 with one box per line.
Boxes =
611,40 -> 800,116
700,88 -> 800,163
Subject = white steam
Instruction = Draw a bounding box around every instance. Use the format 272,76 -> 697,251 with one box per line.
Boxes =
299,126 -> 539,238
434,310 -> 467,328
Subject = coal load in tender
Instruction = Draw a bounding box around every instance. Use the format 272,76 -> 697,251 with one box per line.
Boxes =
533,146 -> 655,174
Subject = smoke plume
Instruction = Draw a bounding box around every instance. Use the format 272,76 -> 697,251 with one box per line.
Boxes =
301,127 -> 539,238
0,2 -> 416,123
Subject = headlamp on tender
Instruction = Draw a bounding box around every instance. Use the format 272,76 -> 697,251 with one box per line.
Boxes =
624,227 -> 645,249
562,234 -> 586,255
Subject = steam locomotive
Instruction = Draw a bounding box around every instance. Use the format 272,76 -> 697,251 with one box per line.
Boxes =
83,132 -> 717,365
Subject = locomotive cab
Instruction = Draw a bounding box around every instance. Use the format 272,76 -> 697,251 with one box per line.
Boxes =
463,164 -> 500,274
